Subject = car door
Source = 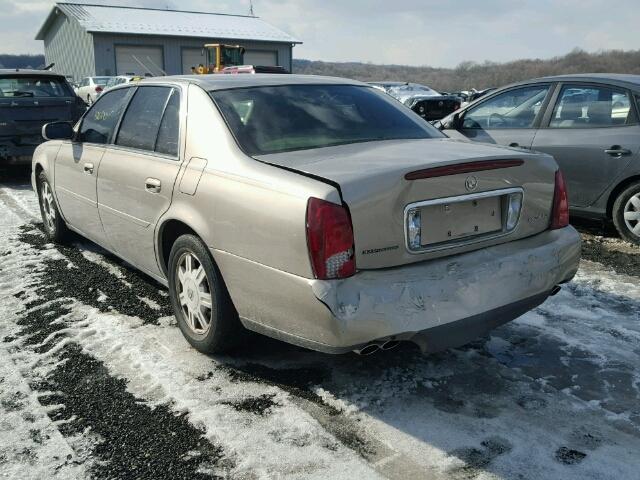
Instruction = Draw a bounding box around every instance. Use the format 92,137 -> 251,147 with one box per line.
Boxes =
531,83 -> 640,208
54,87 -> 131,245
97,85 -> 182,277
446,84 -> 553,150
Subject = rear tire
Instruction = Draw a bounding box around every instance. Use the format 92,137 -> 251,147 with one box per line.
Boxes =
37,172 -> 69,243
167,234 -> 245,353
612,182 -> 640,245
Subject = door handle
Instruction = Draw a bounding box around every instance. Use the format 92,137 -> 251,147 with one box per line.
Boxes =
145,178 -> 161,193
509,142 -> 520,148
605,146 -> 632,156
83,163 -> 94,174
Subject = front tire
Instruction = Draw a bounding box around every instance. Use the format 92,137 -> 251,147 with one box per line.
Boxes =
37,172 -> 69,243
612,182 -> 640,245
167,234 -> 244,353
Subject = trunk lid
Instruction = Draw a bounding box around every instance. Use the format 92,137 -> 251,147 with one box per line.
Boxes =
257,138 -> 559,269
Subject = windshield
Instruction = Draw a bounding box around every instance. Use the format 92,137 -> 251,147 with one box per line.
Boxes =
388,83 -> 439,97
210,85 -> 441,155
0,76 -> 72,97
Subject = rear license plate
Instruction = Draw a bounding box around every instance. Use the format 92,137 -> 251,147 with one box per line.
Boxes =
420,196 -> 502,246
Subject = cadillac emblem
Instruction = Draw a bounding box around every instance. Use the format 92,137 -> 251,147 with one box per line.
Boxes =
465,175 -> 478,191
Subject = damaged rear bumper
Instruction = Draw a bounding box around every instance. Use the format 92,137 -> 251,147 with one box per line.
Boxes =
216,226 -> 581,354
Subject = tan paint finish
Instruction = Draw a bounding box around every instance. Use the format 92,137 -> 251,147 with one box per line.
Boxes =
178,157 -> 208,195
54,142 -> 109,245
97,147 -> 182,276
33,75 -> 582,353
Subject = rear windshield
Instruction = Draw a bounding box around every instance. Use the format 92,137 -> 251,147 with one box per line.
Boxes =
0,76 -> 72,97
210,84 -> 441,155
94,77 -> 111,86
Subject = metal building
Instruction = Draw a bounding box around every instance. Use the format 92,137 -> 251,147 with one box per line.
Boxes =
35,2 -> 301,81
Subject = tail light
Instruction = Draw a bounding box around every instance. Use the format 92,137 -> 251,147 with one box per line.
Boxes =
306,198 -> 356,279
551,169 -> 570,229
95,86 -> 103,93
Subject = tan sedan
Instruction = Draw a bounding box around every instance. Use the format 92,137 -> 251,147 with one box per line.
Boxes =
32,75 -> 581,356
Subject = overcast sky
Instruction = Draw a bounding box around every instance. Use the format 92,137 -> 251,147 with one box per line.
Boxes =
1,0 -> 637,68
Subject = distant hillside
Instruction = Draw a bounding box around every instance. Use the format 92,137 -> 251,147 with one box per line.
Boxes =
0,54 -> 45,70
293,49 -> 640,91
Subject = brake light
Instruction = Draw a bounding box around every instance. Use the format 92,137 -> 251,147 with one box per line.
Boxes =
551,170 -> 570,229
95,86 -> 103,93
306,198 -> 356,279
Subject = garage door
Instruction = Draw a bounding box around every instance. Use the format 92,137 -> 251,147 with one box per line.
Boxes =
182,48 -> 206,74
115,46 -> 164,76
244,50 -> 278,67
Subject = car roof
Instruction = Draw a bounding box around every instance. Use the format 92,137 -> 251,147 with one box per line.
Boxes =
0,69 -> 65,78
137,74 -> 367,90
368,81 -> 409,86
504,73 -> 640,90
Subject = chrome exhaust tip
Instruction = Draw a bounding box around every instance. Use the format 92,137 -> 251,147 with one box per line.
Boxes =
380,340 -> 400,351
550,285 -> 562,296
353,343 -> 380,356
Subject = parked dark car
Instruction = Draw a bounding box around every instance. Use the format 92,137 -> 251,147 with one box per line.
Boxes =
369,82 -> 462,121
0,69 -> 85,165
435,74 -> 640,244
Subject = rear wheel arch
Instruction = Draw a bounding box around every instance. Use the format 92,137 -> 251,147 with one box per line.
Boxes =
157,219 -> 201,276
606,175 -> 640,218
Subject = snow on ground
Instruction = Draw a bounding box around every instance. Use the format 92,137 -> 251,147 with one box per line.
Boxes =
1,177 -> 639,479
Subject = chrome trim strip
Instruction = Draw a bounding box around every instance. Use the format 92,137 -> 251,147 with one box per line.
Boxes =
403,187 -> 524,254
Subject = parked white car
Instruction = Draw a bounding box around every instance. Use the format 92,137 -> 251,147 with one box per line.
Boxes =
103,75 -> 143,92
76,76 -> 112,104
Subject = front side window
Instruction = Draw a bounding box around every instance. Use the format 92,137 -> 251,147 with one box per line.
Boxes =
210,85 -> 440,156
462,85 -> 550,129
549,85 -> 634,128
79,88 -> 131,144
0,76 -> 72,97
116,86 -> 178,155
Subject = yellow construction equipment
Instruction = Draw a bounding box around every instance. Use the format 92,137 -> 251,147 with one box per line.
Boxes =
197,44 -> 246,74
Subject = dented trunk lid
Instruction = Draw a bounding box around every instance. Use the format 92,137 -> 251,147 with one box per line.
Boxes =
257,138 -> 559,269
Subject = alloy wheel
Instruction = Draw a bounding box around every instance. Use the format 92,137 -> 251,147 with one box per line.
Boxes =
40,181 -> 56,233
175,251 -> 213,335
623,193 -> 640,238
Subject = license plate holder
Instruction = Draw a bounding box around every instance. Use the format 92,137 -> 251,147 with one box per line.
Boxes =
420,195 -> 502,246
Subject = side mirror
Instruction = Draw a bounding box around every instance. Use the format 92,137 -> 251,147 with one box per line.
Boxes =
440,112 -> 462,131
42,122 -> 74,141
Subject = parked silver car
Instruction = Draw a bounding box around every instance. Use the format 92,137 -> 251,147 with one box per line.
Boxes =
32,75 -> 580,355
436,74 -> 640,244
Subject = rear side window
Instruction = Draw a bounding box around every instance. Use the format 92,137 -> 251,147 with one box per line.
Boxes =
116,86 -> 177,154
79,88 -> 131,144
155,89 -> 180,156
0,76 -> 72,97
549,85 -> 635,128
